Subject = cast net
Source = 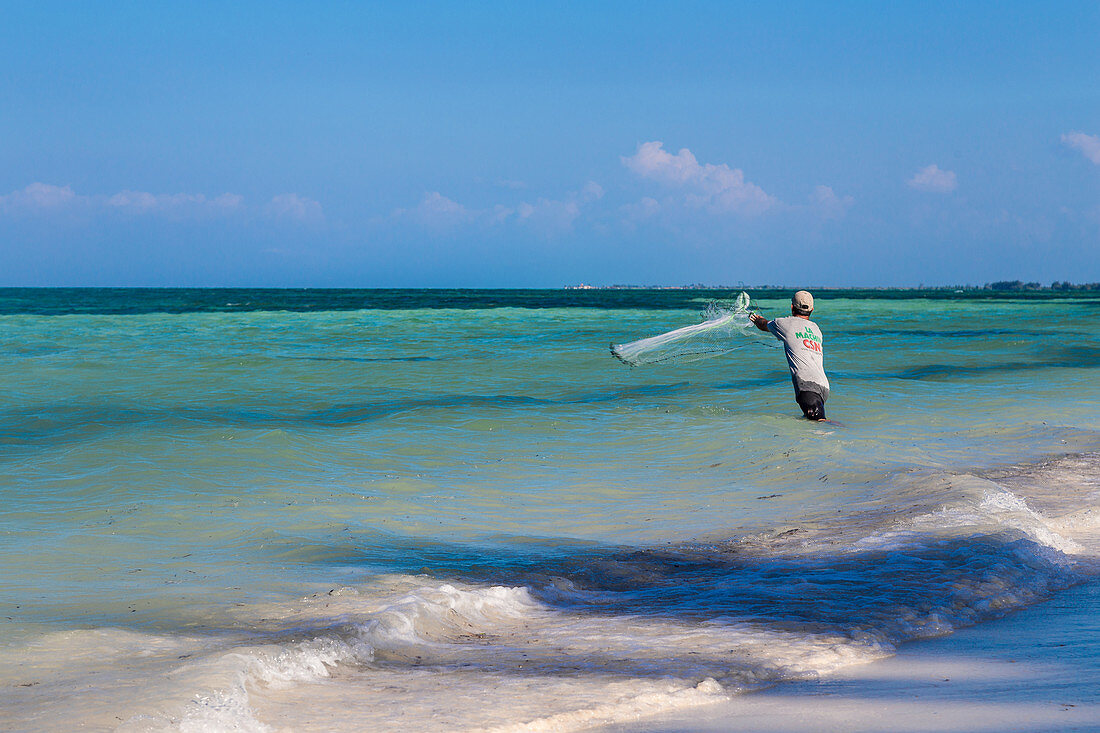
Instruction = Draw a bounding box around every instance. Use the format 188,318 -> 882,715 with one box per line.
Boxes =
611,291 -> 761,366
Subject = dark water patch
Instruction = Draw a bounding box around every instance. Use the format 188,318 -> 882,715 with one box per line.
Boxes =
279,355 -> 435,364
711,376 -> 788,390
10,526 -> 1076,647
892,347 -> 1100,381
309,395 -> 549,424
857,328 -> 1051,339
0,383 -> 699,451
0,288 -> 739,315
286,530 -> 1079,643
830,345 -> 1100,382
3,288 -> 1099,316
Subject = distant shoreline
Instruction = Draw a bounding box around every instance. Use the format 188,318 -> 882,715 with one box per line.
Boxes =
565,280 -> 1100,292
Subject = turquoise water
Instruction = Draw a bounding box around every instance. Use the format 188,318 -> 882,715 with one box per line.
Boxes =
1,289 -> 1099,731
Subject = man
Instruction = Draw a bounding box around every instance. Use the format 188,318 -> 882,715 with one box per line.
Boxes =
750,290 -> 830,421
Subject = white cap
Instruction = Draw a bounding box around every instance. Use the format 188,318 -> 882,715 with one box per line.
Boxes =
792,290 -> 814,314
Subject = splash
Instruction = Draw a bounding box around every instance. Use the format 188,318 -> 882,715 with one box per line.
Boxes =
611,291 -> 762,366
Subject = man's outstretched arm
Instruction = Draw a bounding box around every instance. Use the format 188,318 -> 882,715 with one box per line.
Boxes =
750,313 -> 770,332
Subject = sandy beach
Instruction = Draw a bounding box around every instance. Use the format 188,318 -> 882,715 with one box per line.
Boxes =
598,579 -> 1100,733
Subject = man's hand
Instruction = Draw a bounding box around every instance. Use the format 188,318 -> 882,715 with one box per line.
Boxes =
750,312 -> 770,332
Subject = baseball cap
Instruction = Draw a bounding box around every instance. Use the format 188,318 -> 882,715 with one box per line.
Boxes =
792,290 -> 814,314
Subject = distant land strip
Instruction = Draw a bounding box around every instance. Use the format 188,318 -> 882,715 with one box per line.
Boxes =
565,281 -> 1100,291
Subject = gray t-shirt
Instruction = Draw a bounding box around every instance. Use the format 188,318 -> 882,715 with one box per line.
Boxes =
767,316 -> 830,399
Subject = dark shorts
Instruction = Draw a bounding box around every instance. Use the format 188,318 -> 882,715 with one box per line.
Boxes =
796,390 -> 826,421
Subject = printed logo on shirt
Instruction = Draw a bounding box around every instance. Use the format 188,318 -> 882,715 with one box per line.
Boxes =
795,328 -> 822,353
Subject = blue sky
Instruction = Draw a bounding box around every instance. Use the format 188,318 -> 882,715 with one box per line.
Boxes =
1,1 -> 1097,287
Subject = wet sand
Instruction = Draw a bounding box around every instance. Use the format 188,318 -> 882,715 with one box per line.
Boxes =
597,579 -> 1100,733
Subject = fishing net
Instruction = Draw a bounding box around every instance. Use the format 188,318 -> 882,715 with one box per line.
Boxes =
610,291 -> 762,366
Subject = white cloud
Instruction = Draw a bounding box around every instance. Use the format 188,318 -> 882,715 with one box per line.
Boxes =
809,185 -> 855,219
512,181 -> 605,233
621,141 -> 775,215
618,197 -> 662,231
516,197 -> 583,234
393,191 -> 476,230
265,193 -> 323,222
486,204 -> 515,224
0,183 -> 244,216
622,196 -> 660,219
517,198 -> 574,219
580,181 -> 604,201
907,164 -> 957,193
0,183 -> 325,225
392,182 -> 603,234
108,190 -> 244,215
1062,131 -> 1100,164
0,183 -> 82,212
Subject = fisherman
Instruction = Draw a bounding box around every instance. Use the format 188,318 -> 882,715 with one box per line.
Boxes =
750,290 -> 829,421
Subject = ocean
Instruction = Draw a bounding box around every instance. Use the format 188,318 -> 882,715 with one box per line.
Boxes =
1,288 -> 1098,732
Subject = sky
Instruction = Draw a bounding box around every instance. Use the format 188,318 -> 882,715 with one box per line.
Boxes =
1,1 -> 1098,287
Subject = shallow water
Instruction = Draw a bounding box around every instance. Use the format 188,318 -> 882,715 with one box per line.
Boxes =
1,289 -> 1099,731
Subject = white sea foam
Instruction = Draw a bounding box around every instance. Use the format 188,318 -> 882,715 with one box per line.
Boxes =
854,483 -> 1083,557
175,688 -> 271,733
62,575 -> 890,732
10,449 -> 1100,733
485,678 -> 728,733
8,449 -> 1099,733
